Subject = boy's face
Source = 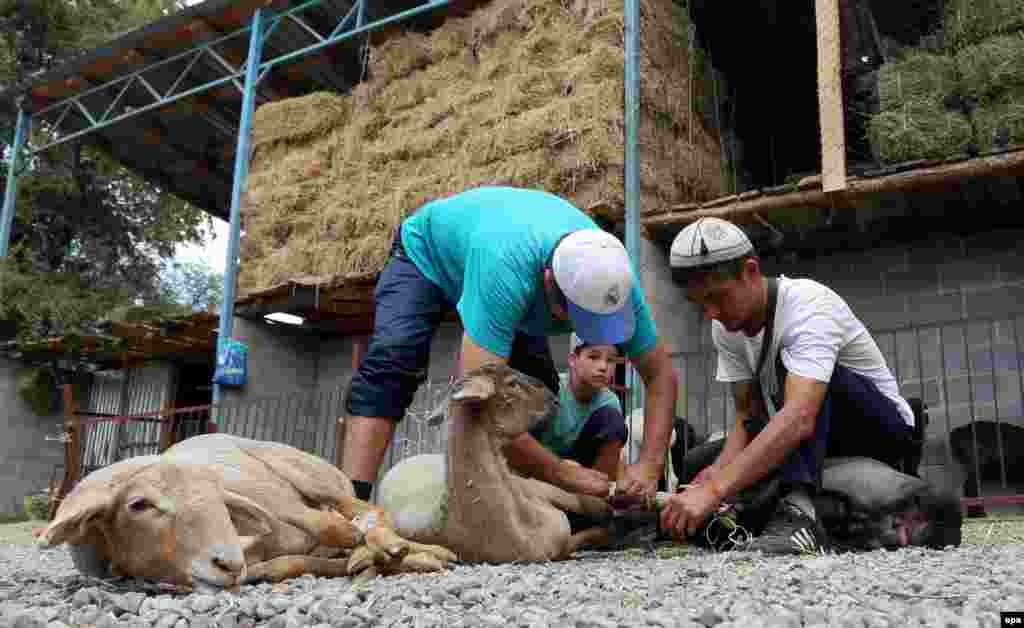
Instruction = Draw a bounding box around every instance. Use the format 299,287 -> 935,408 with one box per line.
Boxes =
568,344 -> 617,389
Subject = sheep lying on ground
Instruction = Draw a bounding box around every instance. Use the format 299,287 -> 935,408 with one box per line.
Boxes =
378,363 -> 614,563
38,434 -> 456,589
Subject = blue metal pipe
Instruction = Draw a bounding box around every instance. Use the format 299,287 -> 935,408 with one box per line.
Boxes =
1,107 -> 29,257
30,0 -> 453,154
623,0 -> 646,425
212,8 -> 265,411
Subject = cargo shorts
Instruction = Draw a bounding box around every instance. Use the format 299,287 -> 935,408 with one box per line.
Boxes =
344,226 -> 559,421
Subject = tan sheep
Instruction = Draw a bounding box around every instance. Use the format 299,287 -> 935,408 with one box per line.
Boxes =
38,434 -> 456,589
378,363 -> 614,563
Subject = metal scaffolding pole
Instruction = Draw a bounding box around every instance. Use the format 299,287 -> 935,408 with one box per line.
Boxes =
624,0 -> 646,423
1,106 -> 30,257
212,8 -> 266,413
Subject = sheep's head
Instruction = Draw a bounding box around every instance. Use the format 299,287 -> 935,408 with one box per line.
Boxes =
39,459 -> 274,589
450,363 -> 558,437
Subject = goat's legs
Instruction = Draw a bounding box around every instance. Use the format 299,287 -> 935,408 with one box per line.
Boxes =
288,508 -> 365,548
334,496 -> 458,568
563,527 -> 611,556
521,477 -> 613,519
243,556 -> 351,583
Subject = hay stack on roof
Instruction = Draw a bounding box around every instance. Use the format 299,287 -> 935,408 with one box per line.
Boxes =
238,0 -> 725,297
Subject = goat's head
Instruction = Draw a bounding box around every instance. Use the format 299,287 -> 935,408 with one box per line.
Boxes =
449,363 -> 558,438
39,458 -> 274,589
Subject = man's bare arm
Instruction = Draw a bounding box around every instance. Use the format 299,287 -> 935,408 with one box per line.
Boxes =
710,381 -> 755,470
711,373 -> 826,500
630,341 -> 679,469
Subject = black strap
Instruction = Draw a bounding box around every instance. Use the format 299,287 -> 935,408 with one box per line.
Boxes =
755,277 -> 779,381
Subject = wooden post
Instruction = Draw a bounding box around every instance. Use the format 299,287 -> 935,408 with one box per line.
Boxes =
157,401 -> 175,454
336,336 -> 369,470
50,384 -> 81,520
816,0 -> 847,192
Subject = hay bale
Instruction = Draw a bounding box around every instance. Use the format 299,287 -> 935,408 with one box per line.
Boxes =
877,52 -> 959,111
868,103 -> 973,163
367,31 -> 432,86
945,0 -> 1024,50
250,92 -> 351,154
956,35 -> 1024,103
973,94 -> 1024,152
239,0 -> 724,296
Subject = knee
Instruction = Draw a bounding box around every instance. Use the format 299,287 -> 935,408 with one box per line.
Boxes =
347,340 -> 430,419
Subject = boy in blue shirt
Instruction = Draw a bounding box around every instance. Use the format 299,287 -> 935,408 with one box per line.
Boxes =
340,186 -> 678,502
531,334 -> 628,479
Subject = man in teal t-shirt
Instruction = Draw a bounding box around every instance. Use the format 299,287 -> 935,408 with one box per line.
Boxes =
341,186 -> 679,503
531,334 -> 628,479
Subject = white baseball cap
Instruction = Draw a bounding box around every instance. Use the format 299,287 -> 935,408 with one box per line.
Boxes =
552,229 -> 635,346
569,332 -> 620,354
669,217 -> 754,269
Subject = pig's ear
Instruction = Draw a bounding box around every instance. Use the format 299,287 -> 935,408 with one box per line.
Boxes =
451,373 -> 495,403
223,490 -> 274,538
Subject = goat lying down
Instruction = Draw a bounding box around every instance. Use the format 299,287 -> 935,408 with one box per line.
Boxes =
38,434 -> 456,589
378,363 -> 614,563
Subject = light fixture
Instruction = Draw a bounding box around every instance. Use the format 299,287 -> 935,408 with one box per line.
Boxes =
264,312 -> 304,326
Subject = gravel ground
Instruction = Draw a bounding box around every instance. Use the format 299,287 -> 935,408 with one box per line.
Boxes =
0,519 -> 1021,628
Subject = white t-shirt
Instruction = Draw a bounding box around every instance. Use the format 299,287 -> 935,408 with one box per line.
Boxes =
713,276 -> 914,427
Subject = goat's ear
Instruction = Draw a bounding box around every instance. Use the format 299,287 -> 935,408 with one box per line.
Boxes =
39,487 -> 112,547
452,374 -> 495,402
224,490 -> 274,537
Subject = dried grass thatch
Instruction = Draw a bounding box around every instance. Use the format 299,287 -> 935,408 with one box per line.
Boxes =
239,0 -> 724,296
973,94 -> 1024,152
956,34 -> 1024,103
945,0 -> 1024,50
868,104 -> 973,163
877,52 -> 959,109
870,50 -> 972,163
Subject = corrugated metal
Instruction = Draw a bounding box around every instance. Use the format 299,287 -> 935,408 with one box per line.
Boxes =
81,363 -> 178,469
218,385 -> 347,462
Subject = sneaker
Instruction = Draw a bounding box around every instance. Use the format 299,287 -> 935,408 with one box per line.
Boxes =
748,498 -> 830,556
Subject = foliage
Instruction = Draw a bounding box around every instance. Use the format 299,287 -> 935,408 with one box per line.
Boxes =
158,258 -> 225,313
0,0 -> 213,356
15,365 -> 57,415
23,492 -> 50,520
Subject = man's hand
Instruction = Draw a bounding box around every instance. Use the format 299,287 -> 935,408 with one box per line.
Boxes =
618,460 -> 662,498
660,481 -> 723,540
691,464 -> 719,488
555,460 -> 610,497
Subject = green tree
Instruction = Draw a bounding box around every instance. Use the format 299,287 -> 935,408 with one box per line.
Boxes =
0,0 -> 211,350
158,258 -> 224,313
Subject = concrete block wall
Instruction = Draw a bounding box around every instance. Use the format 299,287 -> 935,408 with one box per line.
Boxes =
0,358 -> 74,515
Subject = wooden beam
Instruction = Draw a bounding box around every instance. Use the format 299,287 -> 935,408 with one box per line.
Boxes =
157,401 -> 175,453
816,0 -> 846,192
643,149 -> 1024,232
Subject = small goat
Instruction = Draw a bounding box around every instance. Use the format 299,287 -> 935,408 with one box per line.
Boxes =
38,434 -> 456,589
378,363 -> 613,563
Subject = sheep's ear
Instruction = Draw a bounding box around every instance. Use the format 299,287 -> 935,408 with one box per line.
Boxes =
451,374 -> 495,402
40,456 -> 158,549
39,486 -> 112,548
223,490 -> 274,538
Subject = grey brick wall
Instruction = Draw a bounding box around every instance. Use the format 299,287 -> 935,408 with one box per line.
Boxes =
0,359 -> 67,515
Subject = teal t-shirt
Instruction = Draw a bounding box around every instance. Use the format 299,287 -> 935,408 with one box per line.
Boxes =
533,373 -> 623,457
401,186 -> 658,358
